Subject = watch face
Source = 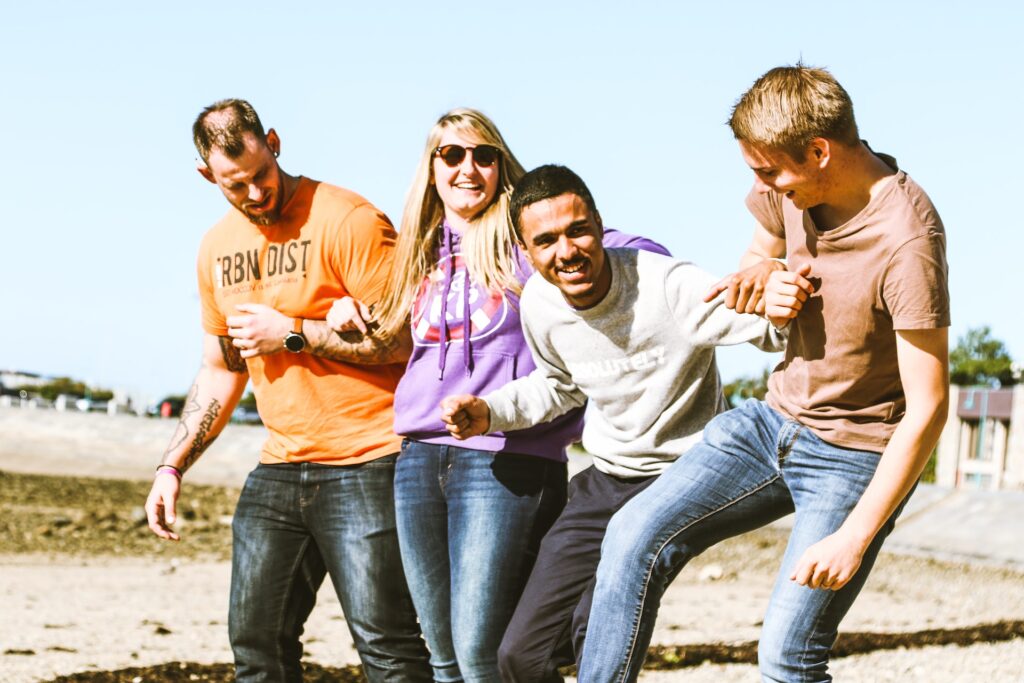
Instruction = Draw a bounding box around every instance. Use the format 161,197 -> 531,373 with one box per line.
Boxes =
284,332 -> 306,353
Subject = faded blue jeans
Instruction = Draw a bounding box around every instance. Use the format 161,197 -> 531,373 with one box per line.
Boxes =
579,400 -> 910,683
395,439 -> 567,683
229,458 -> 431,683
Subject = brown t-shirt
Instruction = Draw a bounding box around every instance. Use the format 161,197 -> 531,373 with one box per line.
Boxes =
197,178 -> 404,465
747,155 -> 949,452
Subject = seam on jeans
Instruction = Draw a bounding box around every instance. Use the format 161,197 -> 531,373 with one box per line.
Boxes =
618,474 -> 780,682
797,583 -> 836,678
272,534 -> 314,677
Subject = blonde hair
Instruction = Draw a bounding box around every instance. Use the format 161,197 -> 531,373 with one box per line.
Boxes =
377,108 -> 526,339
728,64 -> 859,159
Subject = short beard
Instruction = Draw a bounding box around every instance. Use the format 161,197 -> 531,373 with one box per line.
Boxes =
245,207 -> 280,226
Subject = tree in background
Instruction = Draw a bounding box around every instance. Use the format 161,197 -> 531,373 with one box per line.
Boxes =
14,377 -> 113,402
949,326 -> 1014,387
238,391 -> 258,411
723,368 -> 771,407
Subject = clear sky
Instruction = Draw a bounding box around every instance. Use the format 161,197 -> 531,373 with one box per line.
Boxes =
1,2 -> 1020,403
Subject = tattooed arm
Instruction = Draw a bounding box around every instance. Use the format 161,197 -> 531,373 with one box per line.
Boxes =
144,333 -> 249,541
302,318 -> 413,365
225,302 -> 411,365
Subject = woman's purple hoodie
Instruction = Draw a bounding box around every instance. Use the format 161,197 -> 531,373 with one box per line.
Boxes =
393,223 -> 669,461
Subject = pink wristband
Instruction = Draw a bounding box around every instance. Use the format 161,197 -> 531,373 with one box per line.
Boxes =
156,465 -> 182,481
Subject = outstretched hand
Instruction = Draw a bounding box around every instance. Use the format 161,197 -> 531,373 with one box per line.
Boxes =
440,394 -> 491,439
704,259 -> 786,314
764,263 -> 814,329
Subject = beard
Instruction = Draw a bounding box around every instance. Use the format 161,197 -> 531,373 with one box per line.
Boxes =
237,193 -> 281,226
244,207 -> 280,226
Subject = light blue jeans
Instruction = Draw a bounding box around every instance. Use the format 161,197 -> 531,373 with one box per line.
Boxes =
229,458 -> 431,683
579,400 -> 909,683
395,439 -> 567,683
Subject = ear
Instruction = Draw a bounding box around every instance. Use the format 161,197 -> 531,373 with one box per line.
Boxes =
809,138 -> 831,169
196,162 -> 216,184
594,211 -> 604,237
266,128 -> 281,158
520,241 -> 536,268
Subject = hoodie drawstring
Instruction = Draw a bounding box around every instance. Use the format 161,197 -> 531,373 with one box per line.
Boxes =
438,222 -> 454,380
436,221 -> 476,380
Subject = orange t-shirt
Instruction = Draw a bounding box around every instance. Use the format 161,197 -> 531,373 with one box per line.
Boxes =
197,177 -> 403,465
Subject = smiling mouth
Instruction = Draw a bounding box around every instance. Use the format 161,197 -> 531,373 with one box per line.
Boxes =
557,260 -> 589,279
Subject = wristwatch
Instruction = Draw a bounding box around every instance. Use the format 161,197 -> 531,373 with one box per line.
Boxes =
283,318 -> 306,353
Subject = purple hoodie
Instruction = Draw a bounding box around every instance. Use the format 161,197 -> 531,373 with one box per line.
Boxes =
393,223 -> 670,461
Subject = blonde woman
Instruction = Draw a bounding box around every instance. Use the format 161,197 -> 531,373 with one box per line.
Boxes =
329,109 -> 667,682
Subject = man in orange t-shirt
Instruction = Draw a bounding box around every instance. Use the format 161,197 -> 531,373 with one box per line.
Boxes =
143,99 -> 430,682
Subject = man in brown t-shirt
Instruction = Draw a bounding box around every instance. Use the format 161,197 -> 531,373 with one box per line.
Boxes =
579,65 -> 949,683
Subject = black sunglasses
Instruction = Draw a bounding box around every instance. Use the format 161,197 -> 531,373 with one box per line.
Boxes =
434,144 -> 500,168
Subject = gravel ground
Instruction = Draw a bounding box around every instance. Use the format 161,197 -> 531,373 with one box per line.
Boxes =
2,470 -> 1023,682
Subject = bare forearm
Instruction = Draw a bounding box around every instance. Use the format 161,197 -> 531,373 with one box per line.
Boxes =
160,352 -> 248,474
838,405 -> 947,549
302,319 -> 412,365
739,249 -> 773,269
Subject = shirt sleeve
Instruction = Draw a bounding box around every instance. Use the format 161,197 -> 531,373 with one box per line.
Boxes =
664,258 -> 788,352
196,233 -> 228,336
333,203 -> 399,305
745,188 -> 786,238
484,287 -> 587,432
882,231 -> 950,330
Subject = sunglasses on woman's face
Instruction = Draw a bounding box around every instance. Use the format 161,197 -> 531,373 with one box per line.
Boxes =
434,144 -> 500,168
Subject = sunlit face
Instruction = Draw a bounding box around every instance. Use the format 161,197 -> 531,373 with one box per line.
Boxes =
739,140 -> 827,211
519,193 -> 610,309
432,128 -> 501,225
203,132 -> 284,226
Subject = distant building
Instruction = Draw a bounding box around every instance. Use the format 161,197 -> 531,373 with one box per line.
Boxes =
935,385 -> 1023,490
0,370 -> 49,391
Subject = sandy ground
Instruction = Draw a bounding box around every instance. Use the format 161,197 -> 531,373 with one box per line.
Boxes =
2,407 -> 1023,682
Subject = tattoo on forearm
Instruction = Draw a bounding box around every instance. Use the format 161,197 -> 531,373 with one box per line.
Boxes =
218,336 -> 247,372
305,322 -> 403,364
180,398 -> 222,472
162,383 -> 200,458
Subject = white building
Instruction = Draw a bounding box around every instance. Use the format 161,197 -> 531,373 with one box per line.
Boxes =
934,385 -> 1023,490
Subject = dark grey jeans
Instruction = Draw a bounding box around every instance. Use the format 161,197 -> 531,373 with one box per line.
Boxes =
498,465 -> 658,682
229,458 -> 431,683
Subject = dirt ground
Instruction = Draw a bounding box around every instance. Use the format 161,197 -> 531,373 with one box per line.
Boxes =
2,469 -> 1023,682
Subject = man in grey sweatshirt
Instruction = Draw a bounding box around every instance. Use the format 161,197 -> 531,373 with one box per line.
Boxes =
441,164 -> 786,681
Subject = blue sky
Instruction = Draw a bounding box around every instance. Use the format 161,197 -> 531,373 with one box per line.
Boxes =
1,2 -> 1020,402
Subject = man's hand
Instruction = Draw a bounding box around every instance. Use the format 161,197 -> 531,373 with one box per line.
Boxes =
704,259 -> 786,314
145,472 -> 181,541
440,394 -> 491,439
327,296 -> 373,335
764,263 -> 814,328
226,303 -> 291,358
790,527 -> 869,591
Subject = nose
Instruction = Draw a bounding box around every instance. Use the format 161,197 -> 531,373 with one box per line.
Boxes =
556,235 -> 578,260
459,151 -> 478,176
248,184 -> 265,202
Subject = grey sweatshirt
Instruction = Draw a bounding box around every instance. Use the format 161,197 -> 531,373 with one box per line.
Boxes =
485,249 -> 787,477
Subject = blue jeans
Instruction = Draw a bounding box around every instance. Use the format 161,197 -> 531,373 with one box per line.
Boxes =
579,400 -> 909,683
395,439 -> 567,683
229,458 -> 431,683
